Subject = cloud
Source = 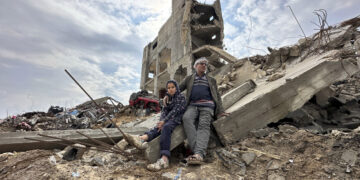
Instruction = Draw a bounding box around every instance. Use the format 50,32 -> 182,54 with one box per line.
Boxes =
222,0 -> 360,58
0,0 -> 171,118
0,0 -> 359,118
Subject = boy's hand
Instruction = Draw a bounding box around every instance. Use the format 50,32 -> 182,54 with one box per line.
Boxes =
157,121 -> 165,132
163,96 -> 169,107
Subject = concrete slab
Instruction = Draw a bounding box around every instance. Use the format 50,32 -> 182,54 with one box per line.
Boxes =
0,127 -> 148,153
222,80 -> 256,110
145,125 -> 185,163
213,51 -> 359,145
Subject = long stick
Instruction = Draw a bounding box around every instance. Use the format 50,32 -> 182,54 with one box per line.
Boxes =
64,69 -> 98,107
98,127 -> 122,150
36,134 -> 116,153
287,5 -> 307,38
24,137 -> 115,154
64,69 -> 128,141
75,131 -> 127,154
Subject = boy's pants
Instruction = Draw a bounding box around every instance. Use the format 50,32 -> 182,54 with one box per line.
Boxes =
145,120 -> 179,158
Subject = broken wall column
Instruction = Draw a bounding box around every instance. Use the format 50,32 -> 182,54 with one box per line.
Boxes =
154,56 -> 160,96
140,44 -> 151,90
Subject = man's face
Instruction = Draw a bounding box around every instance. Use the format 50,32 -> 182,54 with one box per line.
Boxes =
195,61 -> 207,74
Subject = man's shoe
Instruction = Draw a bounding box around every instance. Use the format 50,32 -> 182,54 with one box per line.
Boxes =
147,158 -> 169,171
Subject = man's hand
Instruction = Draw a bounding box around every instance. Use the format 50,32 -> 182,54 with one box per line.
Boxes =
217,112 -> 230,119
163,96 -> 169,107
157,121 -> 165,132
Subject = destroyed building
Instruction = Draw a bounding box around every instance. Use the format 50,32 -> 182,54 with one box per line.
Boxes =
1,0 -> 360,178
140,0 -> 239,97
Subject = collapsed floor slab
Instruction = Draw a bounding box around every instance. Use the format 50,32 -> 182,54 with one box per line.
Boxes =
0,127 -> 147,153
213,50 -> 360,145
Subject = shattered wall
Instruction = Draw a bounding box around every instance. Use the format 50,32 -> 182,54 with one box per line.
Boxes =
140,0 -> 225,97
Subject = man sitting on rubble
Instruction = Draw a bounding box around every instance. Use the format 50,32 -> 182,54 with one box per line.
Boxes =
174,57 -> 227,164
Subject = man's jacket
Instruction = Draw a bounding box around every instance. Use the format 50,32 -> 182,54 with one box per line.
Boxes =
179,73 -> 224,118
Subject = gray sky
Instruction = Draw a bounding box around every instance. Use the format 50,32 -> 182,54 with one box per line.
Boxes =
0,0 -> 359,118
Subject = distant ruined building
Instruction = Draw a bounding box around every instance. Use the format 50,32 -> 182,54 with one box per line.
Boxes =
140,0 -> 235,97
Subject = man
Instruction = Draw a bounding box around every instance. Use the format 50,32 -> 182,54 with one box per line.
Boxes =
179,57 -> 226,164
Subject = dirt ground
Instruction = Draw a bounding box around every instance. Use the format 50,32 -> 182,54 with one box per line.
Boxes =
1,125 -> 359,180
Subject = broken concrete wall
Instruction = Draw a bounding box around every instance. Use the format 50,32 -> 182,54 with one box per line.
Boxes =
140,0 -> 226,96
213,51 -> 359,145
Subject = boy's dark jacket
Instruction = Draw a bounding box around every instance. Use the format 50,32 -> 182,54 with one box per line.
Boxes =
160,80 -> 187,124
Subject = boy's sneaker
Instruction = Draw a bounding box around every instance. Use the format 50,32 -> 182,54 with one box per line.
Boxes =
115,139 -> 128,151
124,133 -> 148,150
147,158 -> 169,171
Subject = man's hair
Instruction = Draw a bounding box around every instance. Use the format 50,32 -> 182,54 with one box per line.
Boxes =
193,57 -> 208,68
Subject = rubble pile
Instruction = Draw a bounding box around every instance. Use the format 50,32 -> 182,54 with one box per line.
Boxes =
1,124 -> 359,179
273,72 -> 360,134
214,124 -> 360,179
0,96 -> 156,132
217,16 -> 360,95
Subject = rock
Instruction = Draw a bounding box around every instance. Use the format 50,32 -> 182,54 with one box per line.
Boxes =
183,172 -> 198,180
339,94 -> 356,102
257,69 -> 267,79
341,150 -> 358,166
353,126 -> 360,133
135,160 -> 147,167
222,74 -> 230,84
250,128 -> 277,138
289,45 -> 300,57
48,155 -> 57,165
266,68 -> 275,75
234,60 -> 245,68
267,72 -> 285,82
125,147 -> 139,154
115,139 -> 128,151
315,87 -> 335,107
241,152 -> 256,165
28,117 -> 39,126
278,124 -> 298,134
323,165 -> 333,174
266,160 -> 281,170
90,157 -> 105,166
229,72 -> 237,81
161,172 -> 176,180
298,37 -> 312,48
62,144 -> 87,161
268,174 -> 285,180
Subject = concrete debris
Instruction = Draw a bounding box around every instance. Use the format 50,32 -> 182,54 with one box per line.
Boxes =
341,150 -> 358,166
250,128 -> 277,138
61,144 -> 87,161
268,174 -> 286,180
1,1 -> 360,179
267,72 -> 285,82
0,94 -> 160,132
241,152 -> 256,165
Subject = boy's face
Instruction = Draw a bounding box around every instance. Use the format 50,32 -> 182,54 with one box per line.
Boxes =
167,83 -> 176,96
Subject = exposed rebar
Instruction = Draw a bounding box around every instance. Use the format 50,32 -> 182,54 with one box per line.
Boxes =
287,5 -> 307,38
